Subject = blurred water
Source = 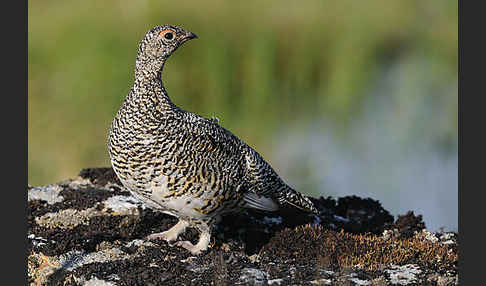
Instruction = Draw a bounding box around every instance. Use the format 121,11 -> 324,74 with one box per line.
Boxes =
272,56 -> 458,232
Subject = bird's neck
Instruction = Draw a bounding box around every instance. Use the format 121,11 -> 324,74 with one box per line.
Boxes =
133,56 -> 175,111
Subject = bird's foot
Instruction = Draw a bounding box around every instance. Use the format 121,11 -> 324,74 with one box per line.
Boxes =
175,231 -> 211,255
146,219 -> 189,242
146,230 -> 178,242
175,240 -> 206,255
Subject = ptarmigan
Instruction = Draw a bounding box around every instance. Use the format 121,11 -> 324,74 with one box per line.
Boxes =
108,25 -> 318,255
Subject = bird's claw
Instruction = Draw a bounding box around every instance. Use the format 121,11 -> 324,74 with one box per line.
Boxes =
175,240 -> 203,255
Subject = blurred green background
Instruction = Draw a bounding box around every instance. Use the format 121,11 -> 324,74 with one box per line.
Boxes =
29,0 -> 457,231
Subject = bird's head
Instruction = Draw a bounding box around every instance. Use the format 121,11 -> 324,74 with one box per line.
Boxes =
137,25 -> 198,61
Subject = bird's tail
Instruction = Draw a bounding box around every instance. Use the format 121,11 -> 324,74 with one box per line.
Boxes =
277,185 -> 319,215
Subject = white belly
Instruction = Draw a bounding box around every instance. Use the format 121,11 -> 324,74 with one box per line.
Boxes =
119,175 -> 212,220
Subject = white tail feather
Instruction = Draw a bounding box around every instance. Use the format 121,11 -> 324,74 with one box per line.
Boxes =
243,192 -> 279,212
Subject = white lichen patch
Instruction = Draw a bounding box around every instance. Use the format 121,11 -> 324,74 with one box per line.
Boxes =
102,195 -> 141,215
385,264 -> 422,285
347,273 -> 370,285
126,239 -> 155,248
29,246 -> 134,284
349,278 -> 371,285
60,248 -> 130,271
268,278 -> 284,285
348,277 -> 370,285
439,232 -> 456,245
415,229 -> 439,243
67,177 -> 94,189
382,229 -> 400,240
238,268 -> 269,285
262,216 -> 282,225
28,185 -> 64,204
321,270 -> 335,276
309,278 -> 332,285
78,276 -> 118,286
28,234 -> 52,247
35,207 -> 104,229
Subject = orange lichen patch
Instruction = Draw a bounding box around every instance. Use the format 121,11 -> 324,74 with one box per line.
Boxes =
220,243 -> 231,252
28,251 -> 60,286
261,224 -> 457,273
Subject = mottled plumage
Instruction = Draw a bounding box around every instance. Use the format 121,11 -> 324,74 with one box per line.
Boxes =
108,25 -> 318,254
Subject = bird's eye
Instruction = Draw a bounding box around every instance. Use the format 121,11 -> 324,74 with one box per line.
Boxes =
164,32 -> 174,40
160,29 -> 175,41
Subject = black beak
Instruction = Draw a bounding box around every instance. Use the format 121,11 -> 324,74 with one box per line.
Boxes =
185,32 -> 198,40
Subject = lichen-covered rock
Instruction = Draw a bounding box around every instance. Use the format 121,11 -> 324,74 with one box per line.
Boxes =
28,168 -> 458,285
238,268 -> 269,285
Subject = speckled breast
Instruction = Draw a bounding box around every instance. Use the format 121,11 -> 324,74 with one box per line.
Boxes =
108,116 -> 247,219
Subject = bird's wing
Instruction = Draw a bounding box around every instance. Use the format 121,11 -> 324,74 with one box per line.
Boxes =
178,112 -> 317,214
243,146 -> 318,214
174,112 -> 247,181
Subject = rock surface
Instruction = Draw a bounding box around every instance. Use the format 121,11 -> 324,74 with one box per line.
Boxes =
28,168 -> 458,285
